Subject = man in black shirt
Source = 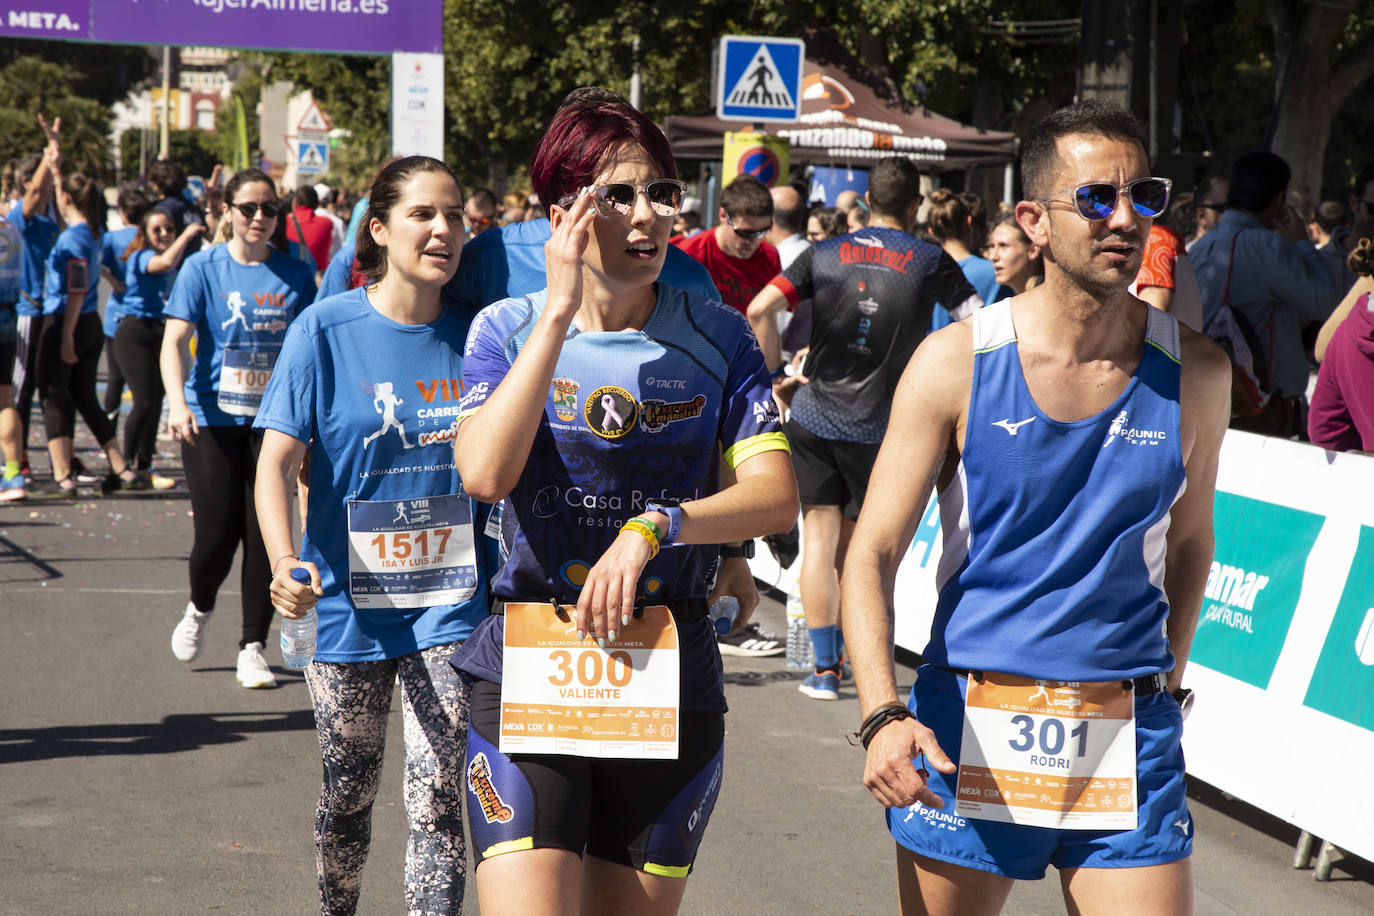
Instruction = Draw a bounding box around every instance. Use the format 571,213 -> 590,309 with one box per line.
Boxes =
747,157 -> 980,701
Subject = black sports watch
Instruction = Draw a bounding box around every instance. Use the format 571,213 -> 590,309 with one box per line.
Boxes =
1171,688 -> 1195,721
719,540 -> 755,559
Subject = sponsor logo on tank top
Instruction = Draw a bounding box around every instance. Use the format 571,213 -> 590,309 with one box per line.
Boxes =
991,417 -> 1036,436
903,800 -> 967,831
1102,409 -> 1166,448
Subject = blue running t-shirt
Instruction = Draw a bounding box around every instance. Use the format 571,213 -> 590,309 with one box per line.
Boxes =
101,226 -> 138,334
452,282 -> 790,710
43,223 -> 101,316
926,300 -> 1186,682
8,199 -> 59,316
164,245 -> 316,426
255,287 -> 492,662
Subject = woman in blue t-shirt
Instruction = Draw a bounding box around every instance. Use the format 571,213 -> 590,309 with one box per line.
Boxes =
255,157 -> 487,914
38,171 -> 138,493
116,208 -> 203,484
161,168 -> 316,689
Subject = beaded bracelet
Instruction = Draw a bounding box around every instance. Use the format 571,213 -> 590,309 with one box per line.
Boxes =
620,518 -> 661,559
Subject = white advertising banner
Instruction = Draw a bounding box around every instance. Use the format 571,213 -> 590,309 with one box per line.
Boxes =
392,52 -> 444,160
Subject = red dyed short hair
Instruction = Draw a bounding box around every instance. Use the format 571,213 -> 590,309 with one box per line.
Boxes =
529,101 -> 677,209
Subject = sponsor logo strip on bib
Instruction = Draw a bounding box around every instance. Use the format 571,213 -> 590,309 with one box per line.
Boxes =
500,603 -> 679,760
954,672 -> 1138,830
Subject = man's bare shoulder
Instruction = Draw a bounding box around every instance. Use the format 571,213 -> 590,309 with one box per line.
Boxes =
893,315 -> 975,419
1177,321 -> 1232,391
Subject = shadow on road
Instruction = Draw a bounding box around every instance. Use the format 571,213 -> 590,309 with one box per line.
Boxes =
0,709 -> 317,764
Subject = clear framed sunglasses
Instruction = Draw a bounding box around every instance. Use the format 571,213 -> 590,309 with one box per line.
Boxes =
559,179 -> 688,219
1039,177 -> 1172,221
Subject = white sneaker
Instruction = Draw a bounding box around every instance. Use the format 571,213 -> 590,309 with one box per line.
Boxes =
171,603 -> 209,662
236,642 -> 277,689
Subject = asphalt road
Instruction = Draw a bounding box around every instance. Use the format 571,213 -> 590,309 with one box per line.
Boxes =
3,436 -> 1373,914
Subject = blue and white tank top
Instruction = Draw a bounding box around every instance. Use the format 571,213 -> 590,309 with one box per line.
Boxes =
925,299 -> 1186,681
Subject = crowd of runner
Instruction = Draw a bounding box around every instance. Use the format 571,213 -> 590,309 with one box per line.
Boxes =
1,90 -> 1371,915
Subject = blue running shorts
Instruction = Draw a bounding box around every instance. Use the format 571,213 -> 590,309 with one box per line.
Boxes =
886,665 -> 1192,880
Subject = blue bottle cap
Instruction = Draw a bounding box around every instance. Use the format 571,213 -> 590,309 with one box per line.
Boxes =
290,567 -> 311,584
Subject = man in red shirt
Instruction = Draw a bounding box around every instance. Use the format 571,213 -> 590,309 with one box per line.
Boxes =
285,184 -> 333,274
675,174 -> 780,313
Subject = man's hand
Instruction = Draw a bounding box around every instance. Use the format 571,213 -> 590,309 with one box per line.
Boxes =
862,716 -> 957,809
707,555 -> 759,632
1272,203 -> 1308,243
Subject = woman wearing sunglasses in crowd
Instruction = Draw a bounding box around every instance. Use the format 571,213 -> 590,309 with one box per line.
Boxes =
161,168 -> 317,688
117,208 -> 204,487
256,155 -> 492,916
450,99 -> 798,915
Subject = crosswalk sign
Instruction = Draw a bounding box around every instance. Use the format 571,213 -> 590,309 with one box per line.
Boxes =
716,36 -> 804,123
297,140 -> 328,175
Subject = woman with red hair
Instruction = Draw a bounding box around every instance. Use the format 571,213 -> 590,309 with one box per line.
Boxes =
451,98 -> 798,914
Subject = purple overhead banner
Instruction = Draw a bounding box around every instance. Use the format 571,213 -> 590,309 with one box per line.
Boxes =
0,0 -> 442,55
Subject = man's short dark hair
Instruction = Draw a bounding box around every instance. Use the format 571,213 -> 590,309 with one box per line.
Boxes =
1193,175 -> 1229,208
148,159 -> 187,197
720,175 -> 772,219
1227,152 -> 1290,213
867,157 -> 922,218
293,184 -> 319,210
468,187 -> 498,214
1313,200 -> 1348,233
1020,100 -> 1148,200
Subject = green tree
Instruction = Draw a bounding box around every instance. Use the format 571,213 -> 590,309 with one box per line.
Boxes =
118,128 -> 219,181
0,57 -> 113,180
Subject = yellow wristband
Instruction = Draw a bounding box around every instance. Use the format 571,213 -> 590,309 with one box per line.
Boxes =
620,519 -> 660,559
628,514 -> 664,542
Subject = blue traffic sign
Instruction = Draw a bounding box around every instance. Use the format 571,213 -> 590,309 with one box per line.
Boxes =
716,35 -> 805,123
297,139 -> 329,175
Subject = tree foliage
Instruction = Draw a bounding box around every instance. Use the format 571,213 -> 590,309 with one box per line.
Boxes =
0,57 -> 113,180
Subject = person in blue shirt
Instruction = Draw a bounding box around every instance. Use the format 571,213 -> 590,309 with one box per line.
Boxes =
316,237 -> 357,300
99,184 -> 155,430
37,171 -> 138,494
256,156 -> 489,915
925,188 -> 1009,329
0,180 -> 24,501
162,168 -> 317,689
450,96 -> 798,915
116,208 -> 203,485
9,117 -> 64,477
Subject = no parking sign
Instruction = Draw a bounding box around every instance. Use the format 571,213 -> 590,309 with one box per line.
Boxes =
721,131 -> 790,188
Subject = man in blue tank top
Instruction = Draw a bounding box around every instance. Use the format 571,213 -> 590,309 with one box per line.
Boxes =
842,101 -> 1231,914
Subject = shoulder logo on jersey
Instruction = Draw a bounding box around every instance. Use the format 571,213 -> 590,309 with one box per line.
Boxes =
584,385 -> 637,439
1102,409 -> 1166,448
753,398 -> 780,424
467,753 -> 514,823
991,417 -> 1035,436
639,395 -> 706,433
551,377 -> 579,422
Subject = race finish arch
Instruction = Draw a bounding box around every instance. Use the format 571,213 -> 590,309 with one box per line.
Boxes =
0,0 -> 444,160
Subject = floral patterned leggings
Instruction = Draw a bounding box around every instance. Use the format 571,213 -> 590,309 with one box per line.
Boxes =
304,642 -> 469,915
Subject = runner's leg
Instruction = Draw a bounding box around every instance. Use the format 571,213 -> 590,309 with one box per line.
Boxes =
895,844 -> 1014,916
582,857 -> 687,916
397,643 -> 470,913
304,657 -> 397,916
475,849 -> 582,916
1059,859 -> 1192,916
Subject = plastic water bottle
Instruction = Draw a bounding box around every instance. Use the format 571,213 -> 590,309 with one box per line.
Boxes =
709,596 -> 739,636
785,589 -> 812,668
280,567 -> 317,669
